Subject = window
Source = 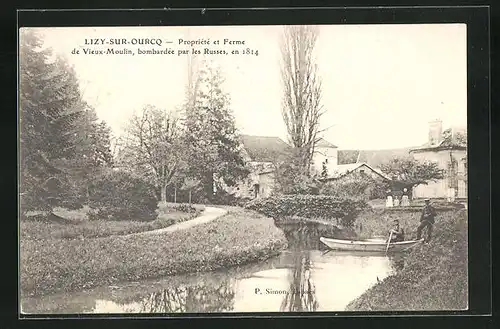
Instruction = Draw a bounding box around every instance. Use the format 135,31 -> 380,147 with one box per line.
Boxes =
359,169 -> 365,174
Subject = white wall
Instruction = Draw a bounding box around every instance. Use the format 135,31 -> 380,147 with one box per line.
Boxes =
313,147 -> 338,175
411,148 -> 467,199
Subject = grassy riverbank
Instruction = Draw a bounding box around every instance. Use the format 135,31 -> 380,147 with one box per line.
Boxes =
346,209 -> 468,311
20,206 -> 287,297
20,204 -> 204,240
353,202 -> 464,240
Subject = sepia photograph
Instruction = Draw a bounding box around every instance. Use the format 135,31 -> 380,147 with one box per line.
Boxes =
19,23 -> 468,314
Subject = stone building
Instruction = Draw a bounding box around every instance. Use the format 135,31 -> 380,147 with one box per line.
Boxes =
409,120 -> 467,200
229,135 -> 291,199
227,135 -> 339,199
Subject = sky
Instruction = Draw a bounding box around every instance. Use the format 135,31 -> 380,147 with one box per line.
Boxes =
31,24 -> 467,150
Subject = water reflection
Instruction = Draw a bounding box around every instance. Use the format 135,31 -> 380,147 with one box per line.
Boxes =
280,250 -> 318,312
137,281 -> 235,313
21,221 -> 407,314
278,221 -> 343,250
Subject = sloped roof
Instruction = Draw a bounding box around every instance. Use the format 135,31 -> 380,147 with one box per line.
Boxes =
239,135 -> 291,162
410,128 -> 467,153
331,163 -> 366,176
328,163 -> 391,180
316,138 -> 338,148
338,148 -> 413,167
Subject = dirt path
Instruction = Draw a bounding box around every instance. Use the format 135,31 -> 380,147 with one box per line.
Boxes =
128,206 -> 228,236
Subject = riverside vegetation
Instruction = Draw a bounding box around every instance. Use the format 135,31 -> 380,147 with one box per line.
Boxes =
246,194 -> 468,311
347,208 -> 468,311
20,206 -> 287,297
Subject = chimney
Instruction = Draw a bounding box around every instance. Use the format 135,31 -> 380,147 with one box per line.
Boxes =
428,119 -> 443,146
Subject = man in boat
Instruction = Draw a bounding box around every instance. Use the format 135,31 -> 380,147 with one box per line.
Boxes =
388,219 -> 405,242
416,198 -> 437,242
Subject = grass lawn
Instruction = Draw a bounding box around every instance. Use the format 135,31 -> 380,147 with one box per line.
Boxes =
346,209 -> 468,311
20,206 -> 287,297
20,203 -> 205,240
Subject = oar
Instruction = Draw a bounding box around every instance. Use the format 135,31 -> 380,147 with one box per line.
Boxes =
385,231 -> 393,255
322,249 -> 332,255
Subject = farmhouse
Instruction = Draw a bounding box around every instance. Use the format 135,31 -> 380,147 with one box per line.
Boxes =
228,135 -> 341,199
229,135 -> 291,199
338,147 -> 413,168
223,134 -> 402,200
321,163 -> 391,182
409,120 -> 467,200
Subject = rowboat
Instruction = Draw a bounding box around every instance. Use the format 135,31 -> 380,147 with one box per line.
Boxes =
319,236 -> 424,252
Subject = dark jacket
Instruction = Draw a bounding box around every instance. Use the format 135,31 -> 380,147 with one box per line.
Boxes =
390,227 -> 405,242
421,204 -> 437,223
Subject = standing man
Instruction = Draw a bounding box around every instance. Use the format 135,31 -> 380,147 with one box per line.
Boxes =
416,199 -> 437,242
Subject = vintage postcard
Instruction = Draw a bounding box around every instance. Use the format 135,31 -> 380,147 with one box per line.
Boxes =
19,23 -> 468,314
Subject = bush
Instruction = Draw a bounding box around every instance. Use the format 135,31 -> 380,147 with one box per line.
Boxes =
320,172 -> 390,201
87,170 -> 158,221
172,203 -> 197,213
245,194 -> 367,227
208,189 -> 252,206
273,149 -> 320,195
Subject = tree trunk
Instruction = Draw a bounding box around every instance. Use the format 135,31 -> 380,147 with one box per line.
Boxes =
174,187 -> 177,204
189,190 -> 192,206
204,172 -> 215,200
160,184 -> 167,204
86,183 -> 90,204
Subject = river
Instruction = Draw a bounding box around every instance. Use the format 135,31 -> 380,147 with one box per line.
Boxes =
21,221 -> 406,314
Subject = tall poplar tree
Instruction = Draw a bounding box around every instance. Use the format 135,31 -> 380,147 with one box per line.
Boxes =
280,25 -> 325,175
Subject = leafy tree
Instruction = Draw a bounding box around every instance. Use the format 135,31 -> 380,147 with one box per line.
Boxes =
273,148 -> 319,195
379,157 -> 445,188
441,128 -> 467,147
61,102 -> 114,205
180,177 -> 201,206
121,105 -> 184,204
320,172 -> 389,201
19,29 -> 84,212
182,62 -> 250,199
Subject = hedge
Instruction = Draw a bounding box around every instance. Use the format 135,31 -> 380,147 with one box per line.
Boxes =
245,194 -> 367,227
